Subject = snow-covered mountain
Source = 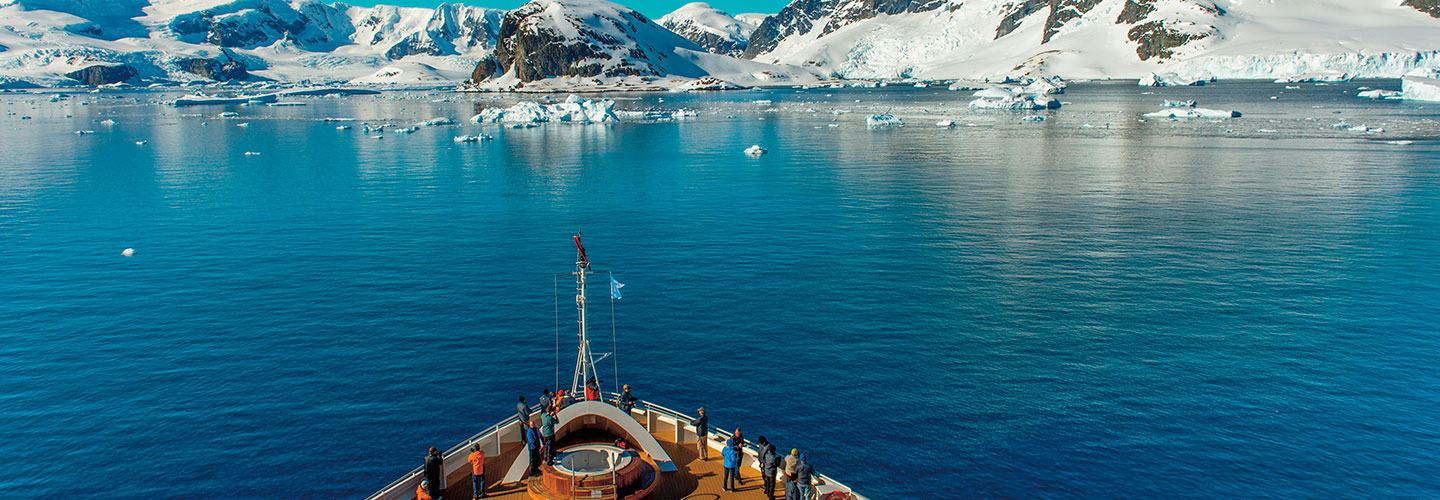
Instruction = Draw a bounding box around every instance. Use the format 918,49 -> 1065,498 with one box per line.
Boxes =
658,2 -> 755,56
465,0 -> 819,92
0,0 -> 502,86
742,0 -> 1440,81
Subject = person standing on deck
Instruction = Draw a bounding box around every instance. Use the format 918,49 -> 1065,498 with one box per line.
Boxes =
468,444 -> 485,499
689,407 -> 709,460
728,429 -> 745,486
585,377 -> 601,401
721,437 -> 741,492
757,436 -> 779,499
617,384 -> 638,413
539,389 -> 553,413
794,454 -> 815,500
516,397 -> 531,445
525,421 -> 543,477
784,448 -> 799,479
784,472 -> 800,500
424,447 -> 444,500
540,407 -> 557,465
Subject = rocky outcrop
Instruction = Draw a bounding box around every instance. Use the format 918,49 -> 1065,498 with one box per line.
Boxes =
165,0 -> 352,49
64,64 -> 136,85
1115,1 -> 1223,61
996,1 -> 1045,40
1407,0 -> 1440,19
1043,0 -> 1101,43
177,51 -> 249,81
471,0 -> 703,83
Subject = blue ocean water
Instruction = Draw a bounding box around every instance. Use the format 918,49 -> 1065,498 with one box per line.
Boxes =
2,82 -> 1439,498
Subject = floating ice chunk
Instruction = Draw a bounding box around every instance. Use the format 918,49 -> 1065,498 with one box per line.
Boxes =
1021,116 -> 1046,122
1285,85 -> 1302,90
1143,108 -> 1241,119
176,93 -> 278,106
744,144 -> 767,156
417,117 -> 455,127
336,125 -> 352,130
936,120 -> 955,127
1276,71 -> 1352,83
1162,100 -> 1197,108
1347,125 -> 1383,133
244,151 -> 261,156
753,100 -> 772,105
99,119 -> 116,126
472,96 -> 617,124
972,87 -> 1016,99
135,140 -> 146,145
1388,140 -> 1415,145
453,134 -> 492,143
1139,73 -> 1209,87
1330,121 -> 1352,129
1403,76 -> 1440,102
970,95 -> 1060,110
268,102 -> 305,107
947,81 -> 984,91
827,123 -> 839,127
121,248 -> 134,257
1357,89 -> 1402,99
73,130 -> 94,134
236,122 -> 250,127
394,126 -> 419,134
672,109 -> 699,120
866,114 -> 904,128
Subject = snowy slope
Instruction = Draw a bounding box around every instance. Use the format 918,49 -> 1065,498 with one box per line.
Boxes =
658,2 -> 756,56
744,0 -> 1440,80
0,0 -> 502,86
466,0 -> 820,91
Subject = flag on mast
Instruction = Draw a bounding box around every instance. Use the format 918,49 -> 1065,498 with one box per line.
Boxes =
611,276 -> 624,300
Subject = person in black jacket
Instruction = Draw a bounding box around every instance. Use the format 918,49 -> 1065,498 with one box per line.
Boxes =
516,397 -> 530,444
617,384 -> 638,413
757,436 -> 779,499
689,407 -> 709,460
424,446 -> 444,500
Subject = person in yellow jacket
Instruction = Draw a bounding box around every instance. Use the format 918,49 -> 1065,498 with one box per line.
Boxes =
468,444 -> 486,499
416,479 -> 432,500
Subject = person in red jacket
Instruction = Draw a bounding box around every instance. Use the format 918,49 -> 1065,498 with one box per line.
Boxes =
468,444 -> 485,499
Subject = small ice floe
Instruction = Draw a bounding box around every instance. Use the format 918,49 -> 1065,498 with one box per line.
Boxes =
510,123 -> 537,129
743,144 -> 767,156
244,151 -> 261,156
1258,128 -> 1279,133
827,123 -> 839,127
48,95 -> 62,102
671,109 -> 699,120
336,125 -> 352,130
1388,140 -> 1415,145
866,114 -> 904,129
416,117 -> 454,127
936,120 -> 955,127
99,119 -> 116,126
267,102 -> 305,107
753,100 -> 772,105
373,134 -> 384,139
394,126 -> 420,134
1357,89 -> 1403,100
1143,108 -> 1241,119
1162,100 -> 1197,108
1021,115 -> 1046,122
135,140 -> 147,145
200,121 -> 208,126
914,82 -> 928,88
1347,124 -> 1383,133
1285,85 -> 1301,90
74,130 -> 94,135
453,134 -> 492,143
236,122 -> 250,127
121,248 -> 135,257
218,112 -> 239,118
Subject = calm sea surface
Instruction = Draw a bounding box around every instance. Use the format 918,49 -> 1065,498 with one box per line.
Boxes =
2,82 -> 1439,498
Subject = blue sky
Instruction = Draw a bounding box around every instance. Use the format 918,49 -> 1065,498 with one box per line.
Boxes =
341,0 -> 781,18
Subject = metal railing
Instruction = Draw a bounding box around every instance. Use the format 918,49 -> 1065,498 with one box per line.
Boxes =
366,403 -> 544,500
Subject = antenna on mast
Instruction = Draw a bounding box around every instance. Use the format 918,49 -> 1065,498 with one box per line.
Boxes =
570,232 -> 610,399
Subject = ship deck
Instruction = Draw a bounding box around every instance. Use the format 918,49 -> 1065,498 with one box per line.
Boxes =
439,420 -> 780,500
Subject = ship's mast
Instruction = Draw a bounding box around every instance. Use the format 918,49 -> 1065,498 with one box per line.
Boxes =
570,233 -> 607,396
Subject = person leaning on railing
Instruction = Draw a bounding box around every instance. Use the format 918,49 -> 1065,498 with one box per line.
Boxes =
689,407 -> 709,460
617,384 -> 638,413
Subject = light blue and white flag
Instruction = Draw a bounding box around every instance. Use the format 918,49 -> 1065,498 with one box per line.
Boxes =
611,276 -> 625,300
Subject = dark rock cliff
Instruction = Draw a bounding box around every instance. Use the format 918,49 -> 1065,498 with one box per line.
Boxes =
64,64 -> 137,85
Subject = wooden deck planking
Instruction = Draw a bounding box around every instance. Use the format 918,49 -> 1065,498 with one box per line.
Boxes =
434,419 -> 777,500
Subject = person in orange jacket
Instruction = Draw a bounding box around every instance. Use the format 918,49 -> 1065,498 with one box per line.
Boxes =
468,443 -> 486,499
417,479 -> 432,500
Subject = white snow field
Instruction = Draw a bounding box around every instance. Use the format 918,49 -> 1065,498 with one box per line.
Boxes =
747,0 -> 1440,82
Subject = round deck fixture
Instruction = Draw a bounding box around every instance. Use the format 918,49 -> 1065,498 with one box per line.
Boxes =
556,444 -> 633,475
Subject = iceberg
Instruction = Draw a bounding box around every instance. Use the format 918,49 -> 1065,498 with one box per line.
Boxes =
865,114 -> 903,128
1357,89 -> 1402,99
744,145 -> 767,156
1403,76 -> 1440,102
471,95 -> 617,124
1138,73 -> 1210,87
1143,108 -> 1242,119
417,117 -> 455,127
1162,100 -> 1197,108
453,134 -> 493,143
969,95 -> 1060,110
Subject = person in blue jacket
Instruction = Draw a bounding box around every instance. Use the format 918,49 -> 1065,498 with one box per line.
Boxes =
721,438 -> 741,491
525,421 -> 543,477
